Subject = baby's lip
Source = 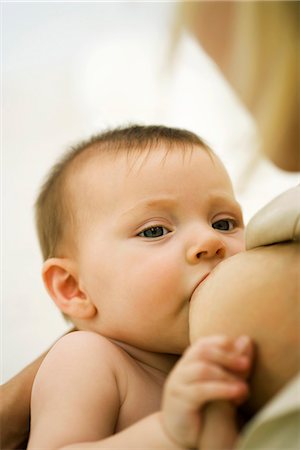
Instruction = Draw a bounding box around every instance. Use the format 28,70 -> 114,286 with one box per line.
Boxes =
190,273 -> 210,301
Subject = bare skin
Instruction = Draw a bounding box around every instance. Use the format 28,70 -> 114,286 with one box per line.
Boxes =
27,332 -> 172,448
27,332 -> 251,450
0,356 -> 44,450
1,328 -> 75,450
27,144 -> 247,449
190,242 -> 300,449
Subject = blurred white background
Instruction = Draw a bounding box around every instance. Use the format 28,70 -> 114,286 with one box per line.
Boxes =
2,2 -> 299,382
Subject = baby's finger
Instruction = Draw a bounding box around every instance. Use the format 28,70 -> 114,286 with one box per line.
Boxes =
184,336 -> 236,361
189,380 -> 249,406
177,361 -> 247,385
235,336 -> 253,357
234,336 -> 255,378
196,345 -> 251,373
177,336 -> 236,370
177,335 -> 253,380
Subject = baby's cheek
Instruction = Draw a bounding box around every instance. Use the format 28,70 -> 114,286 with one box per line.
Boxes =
146,259 -> 183,303
228,233 -> 245,257
160,269 -> 181,297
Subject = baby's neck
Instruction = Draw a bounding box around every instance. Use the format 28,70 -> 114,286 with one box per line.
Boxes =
109,339 -> 180,378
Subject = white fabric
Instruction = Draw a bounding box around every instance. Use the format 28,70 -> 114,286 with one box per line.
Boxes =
236,374 -> 300,450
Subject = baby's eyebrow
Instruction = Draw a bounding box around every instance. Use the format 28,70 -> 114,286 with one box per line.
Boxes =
210,194 -> 243,218
213,195 -> 241,207
119,197 -> 178,219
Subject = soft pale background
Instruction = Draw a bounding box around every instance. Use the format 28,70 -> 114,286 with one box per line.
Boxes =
2,2 -> 299,382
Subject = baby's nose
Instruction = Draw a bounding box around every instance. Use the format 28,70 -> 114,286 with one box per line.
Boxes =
186,231 -> 226,264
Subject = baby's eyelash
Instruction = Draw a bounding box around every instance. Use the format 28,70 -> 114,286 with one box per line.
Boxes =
212,218 -> 238,231
138,225 -> 171,238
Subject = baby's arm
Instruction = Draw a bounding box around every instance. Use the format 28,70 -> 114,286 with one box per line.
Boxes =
27,331 -> 121,449
59,335 -> 251,450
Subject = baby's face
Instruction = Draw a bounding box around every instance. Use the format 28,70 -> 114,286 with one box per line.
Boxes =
71,145 -> 244,353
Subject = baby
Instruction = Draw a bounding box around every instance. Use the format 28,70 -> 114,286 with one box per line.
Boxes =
27,125 -> 251,449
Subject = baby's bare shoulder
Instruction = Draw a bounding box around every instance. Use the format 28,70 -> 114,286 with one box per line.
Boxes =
29,332 -> 126,446
31,332 -> 124,425
52,330 -> 119,352
41,330 -> 124,373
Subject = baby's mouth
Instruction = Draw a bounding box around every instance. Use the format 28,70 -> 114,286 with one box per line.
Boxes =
190,273 -> 211,302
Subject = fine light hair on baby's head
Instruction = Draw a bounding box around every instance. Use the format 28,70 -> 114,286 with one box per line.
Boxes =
35,124 -> 211,261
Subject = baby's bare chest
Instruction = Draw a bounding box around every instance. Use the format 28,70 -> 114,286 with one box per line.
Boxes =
115,362 -> 165,432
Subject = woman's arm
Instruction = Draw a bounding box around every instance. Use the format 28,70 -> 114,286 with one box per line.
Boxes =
0,352 -> 46,450
0,327 -> 76,450
199,401 -> 238,450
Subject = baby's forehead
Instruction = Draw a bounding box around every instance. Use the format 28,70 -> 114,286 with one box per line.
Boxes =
64,142 -> 210,206
69,140 -> 214,176
66,142 -> 233,206
67,142 -> 233,208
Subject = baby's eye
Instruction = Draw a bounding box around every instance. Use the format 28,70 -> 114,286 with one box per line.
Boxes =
138,226 -> 170,238
212,219 -> 236,231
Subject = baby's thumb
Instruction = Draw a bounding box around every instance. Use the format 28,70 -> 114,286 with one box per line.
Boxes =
235,336 -> 255,378
235,336 -> 252,354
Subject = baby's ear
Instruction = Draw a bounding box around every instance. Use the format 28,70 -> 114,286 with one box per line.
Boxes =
42,258 -> 96,319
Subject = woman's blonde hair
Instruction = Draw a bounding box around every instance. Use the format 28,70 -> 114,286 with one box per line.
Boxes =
175,2 -> 299,171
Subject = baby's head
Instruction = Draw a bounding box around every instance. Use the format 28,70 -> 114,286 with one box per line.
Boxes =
36,125 -> 205,260
36,125 -> 244,354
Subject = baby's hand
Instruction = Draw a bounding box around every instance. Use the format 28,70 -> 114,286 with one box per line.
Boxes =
161,335 -> 253,449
